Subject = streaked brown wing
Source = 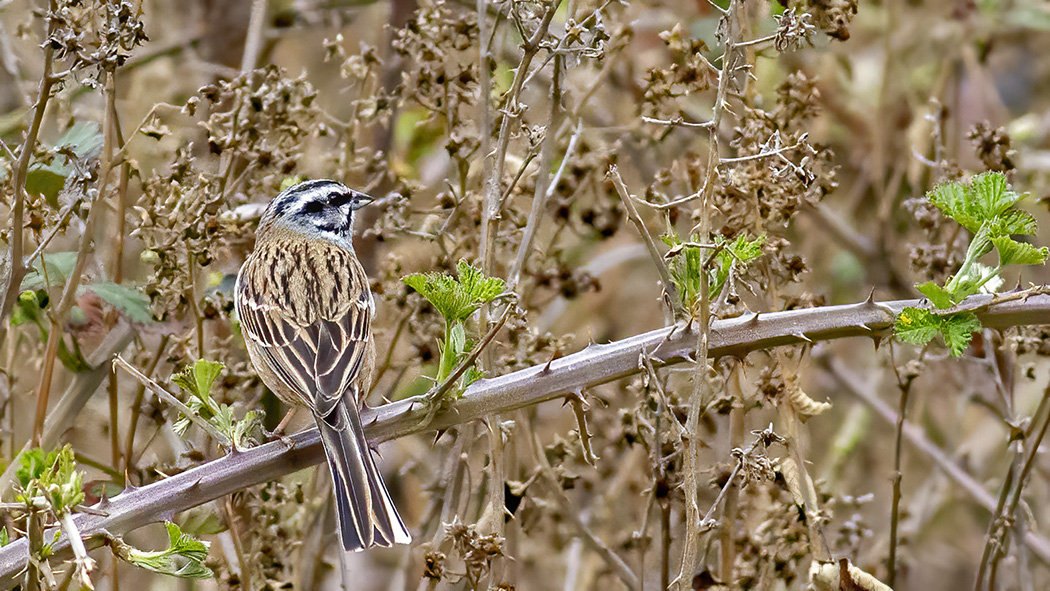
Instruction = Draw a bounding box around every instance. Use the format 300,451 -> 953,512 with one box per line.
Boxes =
237,245 -> 373,410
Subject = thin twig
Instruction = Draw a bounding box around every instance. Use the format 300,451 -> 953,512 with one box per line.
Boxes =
30,72 -> 120,445
507,56 -> 565,291
123,334 -> 169,472
608,165 -> 684,318
887,342 -> 917,588
478,0 -> 559,274
526,415 -> 640,590
641,116 -> 714,129
240,0 -> 267,72
676,1 -> 743,586
112,355 -> 230,446
984,380 -> 1050,587
56,511 -> 95,590
0,0 -> 59,348
716,136 -> 806,165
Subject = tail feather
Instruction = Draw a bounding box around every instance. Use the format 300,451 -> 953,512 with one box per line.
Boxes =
316,400 -> 411,551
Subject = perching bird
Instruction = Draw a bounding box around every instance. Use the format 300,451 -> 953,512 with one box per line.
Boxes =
235,179 -> 411,550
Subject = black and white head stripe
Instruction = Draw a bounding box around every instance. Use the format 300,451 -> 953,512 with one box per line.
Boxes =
263,180 -> 374,243
267,180 -> 372,218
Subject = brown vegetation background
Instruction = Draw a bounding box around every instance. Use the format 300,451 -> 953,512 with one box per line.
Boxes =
3,0 -> 1050,589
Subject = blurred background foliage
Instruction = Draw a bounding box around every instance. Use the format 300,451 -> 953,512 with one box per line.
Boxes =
2,0 -> 1050,589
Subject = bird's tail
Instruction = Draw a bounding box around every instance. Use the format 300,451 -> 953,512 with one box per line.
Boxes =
316,400 -> 411,551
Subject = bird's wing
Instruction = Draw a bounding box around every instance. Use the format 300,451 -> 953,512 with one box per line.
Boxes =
237,257 -> 373,410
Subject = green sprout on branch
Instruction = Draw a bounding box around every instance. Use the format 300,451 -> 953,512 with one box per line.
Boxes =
403,260 -> 506,395
172,359 -> 261,450
109,522 -> 213,579
896,172 -> 1047,356
662,232 -> 765,315
15,446 -> 84,514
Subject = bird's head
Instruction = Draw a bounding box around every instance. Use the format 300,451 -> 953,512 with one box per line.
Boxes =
260,179 -> 373,247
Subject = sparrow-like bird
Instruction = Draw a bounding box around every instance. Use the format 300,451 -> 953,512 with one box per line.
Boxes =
235,179 -> 411,550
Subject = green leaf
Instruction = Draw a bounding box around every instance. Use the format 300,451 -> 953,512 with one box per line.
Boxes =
664,233 -> 703,308
178,508 -> 228,537
927,181 -> 978,232
43,450 -> 84,513
57,121 -> 105,162
926,172 -> 1024,234
172,360 -> 225,405
990,209 -> 1038,237
726,234 -> 766,262
971,171 -> 1022,218
461,365 -> 484,389
992,236 -> 1049,266
17,445 -> 84,513
0,527 -> 9,547
116,522 -> 213,579
941,312 -> 982,357
25,167 -> 68,206
15,448 -> 60,489
710,233 -> 766,299
87,282 -> 155,323
894,307 -> 941,346
402,260 -> 505,323
20,252 -> 78,291
456,260 -> 506,304
24,122 -> 105,207
229,409 -> 261,451
895,308 -> 981,357
916,282 -> 956,309
172,360 -> 259,448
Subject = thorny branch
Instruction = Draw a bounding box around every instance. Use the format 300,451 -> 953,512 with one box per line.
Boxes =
3,292 -> 1050,585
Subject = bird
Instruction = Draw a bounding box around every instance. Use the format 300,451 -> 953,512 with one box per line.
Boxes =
235,179 -> 411,551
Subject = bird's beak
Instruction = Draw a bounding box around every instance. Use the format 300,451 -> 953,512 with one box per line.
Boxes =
352,191 -> 375,210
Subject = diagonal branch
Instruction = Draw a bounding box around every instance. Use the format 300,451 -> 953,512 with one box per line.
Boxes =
2,292 -> 1050,583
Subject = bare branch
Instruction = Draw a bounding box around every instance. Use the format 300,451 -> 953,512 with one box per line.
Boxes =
3,292 -> 1050,584
609,165 -> 684,318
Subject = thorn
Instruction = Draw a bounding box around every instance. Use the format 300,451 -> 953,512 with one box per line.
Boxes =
566,390 -> 588,408
872,335 -> 883,351
121,472 -> 138,492
432,429 -> 447,445
863,288 -> 877,305
746,311 -> 760,324
793,332 -> 813,343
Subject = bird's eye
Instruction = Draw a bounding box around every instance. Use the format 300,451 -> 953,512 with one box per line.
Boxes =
302,201 -> 325,214
327,191 -> 352,208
